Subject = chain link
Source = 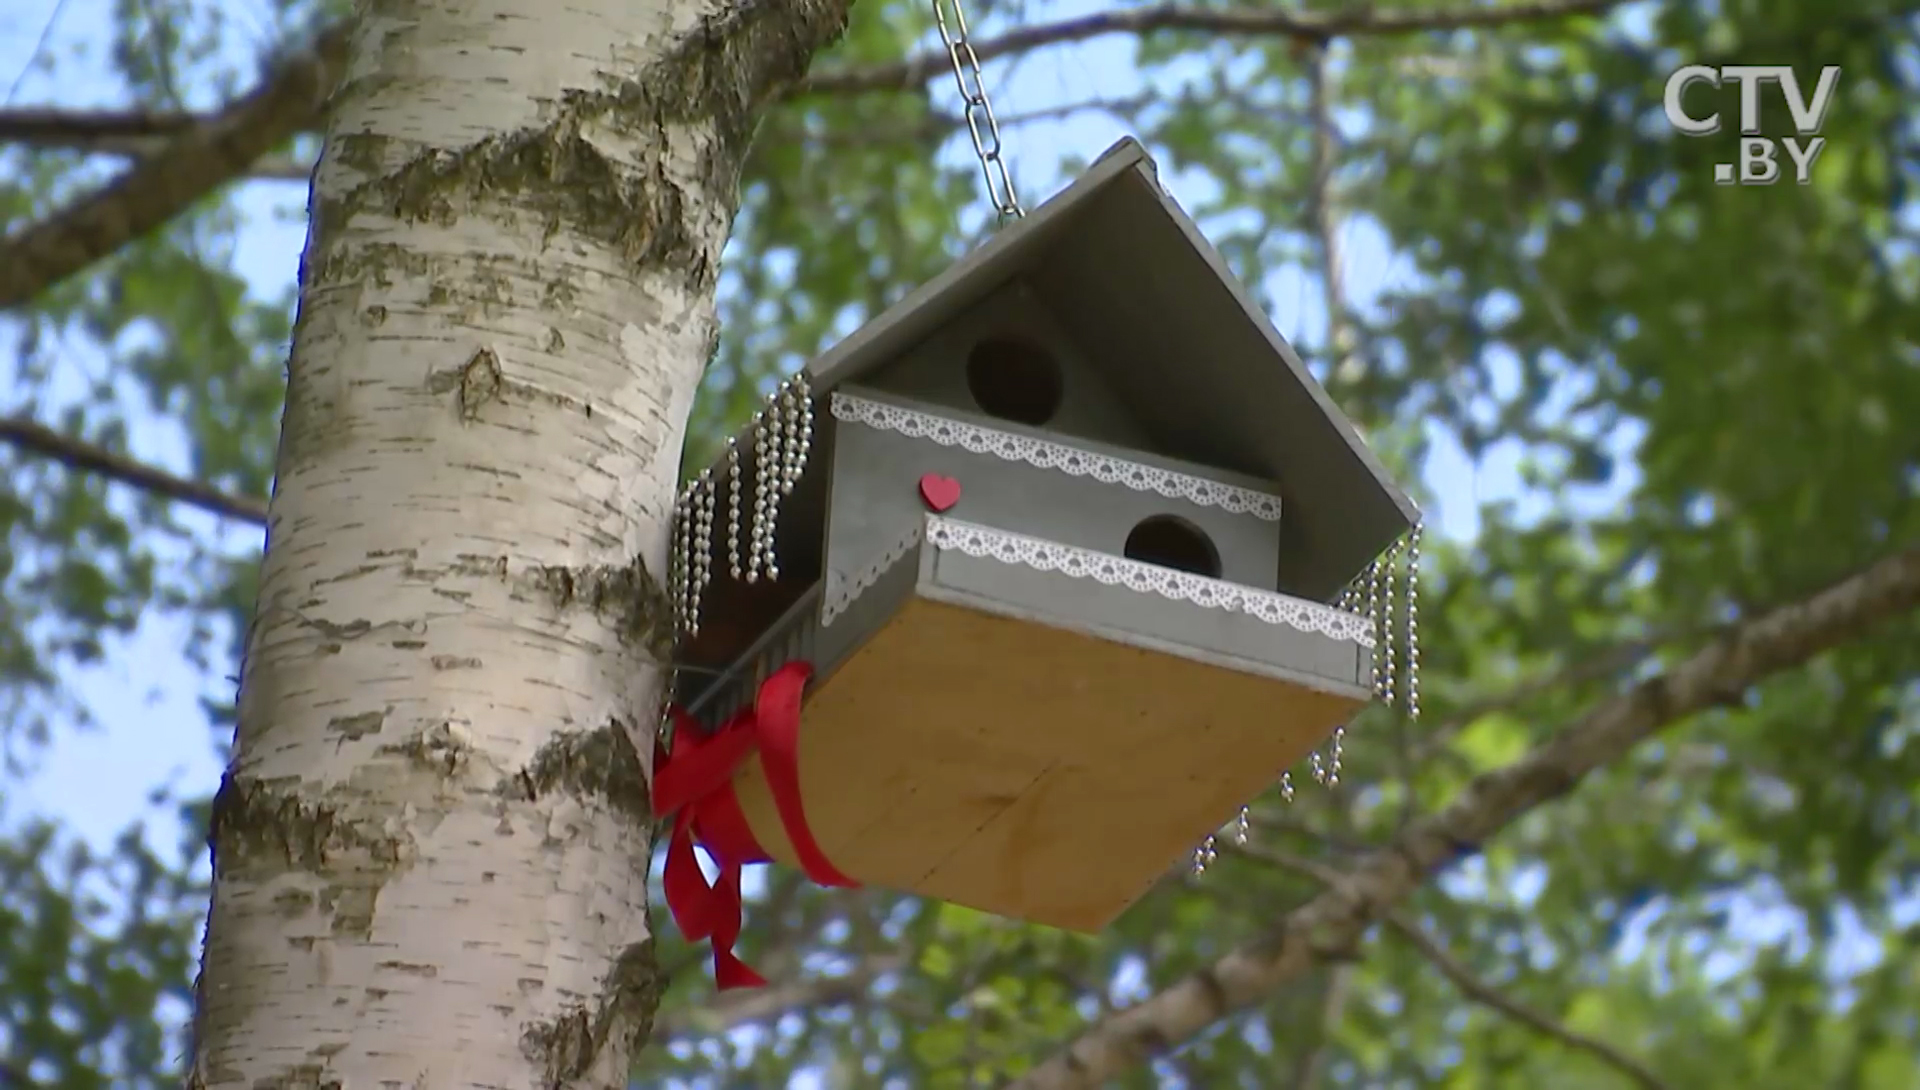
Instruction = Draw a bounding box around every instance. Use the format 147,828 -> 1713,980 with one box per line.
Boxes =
930,0 -> 1023,219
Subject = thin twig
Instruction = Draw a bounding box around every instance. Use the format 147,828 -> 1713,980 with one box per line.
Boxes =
794,0 -> 1630,96
1241,844 -> 1672,1090
1387,917 -> 1673,1090
757,91 -> 1158,155
5,0 -> 73,104
0,415 -> 268,524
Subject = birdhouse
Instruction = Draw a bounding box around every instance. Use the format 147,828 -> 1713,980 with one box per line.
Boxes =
658,137 -> 1419,955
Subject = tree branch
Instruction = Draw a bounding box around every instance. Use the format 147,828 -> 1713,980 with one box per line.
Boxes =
1387,914 -> 1672,1090
0,416 -> 268,524
1243,844 -> 1671,1090
0,23 -> 346,311
793,0 -> 1629,96
1003,542 -> 1920,1088
0,107 -> 208,145
1409,634 -> 1667,764
0,0 -> 1631,158
0,112 -> 317,179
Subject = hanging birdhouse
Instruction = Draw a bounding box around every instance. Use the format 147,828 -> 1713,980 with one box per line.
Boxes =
657,137 -> 1419,976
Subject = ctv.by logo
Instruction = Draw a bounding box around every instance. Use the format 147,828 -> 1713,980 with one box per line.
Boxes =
1662,65 -> 1840,185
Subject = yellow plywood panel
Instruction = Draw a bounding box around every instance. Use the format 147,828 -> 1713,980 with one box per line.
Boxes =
732,596 -> 1363,932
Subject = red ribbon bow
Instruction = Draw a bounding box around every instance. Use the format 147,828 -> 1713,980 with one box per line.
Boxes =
653,661 -> 858,989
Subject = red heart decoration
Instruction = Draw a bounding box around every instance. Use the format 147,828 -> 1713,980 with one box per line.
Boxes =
918,473 -> 961,512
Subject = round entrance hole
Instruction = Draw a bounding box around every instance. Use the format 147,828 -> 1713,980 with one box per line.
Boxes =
1123,515 -> 1222,579
965,336 -> 1064,426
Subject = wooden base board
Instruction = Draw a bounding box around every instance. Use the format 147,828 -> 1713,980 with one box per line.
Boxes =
731,595 -> 1364,933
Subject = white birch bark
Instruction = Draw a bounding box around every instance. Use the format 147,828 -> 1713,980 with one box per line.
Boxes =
186,1 -> 849,1086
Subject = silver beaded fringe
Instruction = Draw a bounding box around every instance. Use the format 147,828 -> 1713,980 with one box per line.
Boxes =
1189,520 -> 1423,876
669,371 -> 814,640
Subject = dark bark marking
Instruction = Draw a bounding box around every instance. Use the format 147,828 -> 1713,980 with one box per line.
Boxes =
1191,964 -> 1229,1018
1529,760 -> 1586,804
458,346 -> 504,421
428,347 -> 594,419
321,882 -> 379,937
323,0 -> 854,293
241,1064 -> 343,1090
374,721 -> 475,777
509,719 -> 651,831
272,887 -> 317,917
375,960 -> 439,977
532,554 -> 675,661
521,939 -> 663,1090
1129,1025 -> 1174,1058
327,710 -> 387,741
209,772 -> 411,878
293,615 -> 374,641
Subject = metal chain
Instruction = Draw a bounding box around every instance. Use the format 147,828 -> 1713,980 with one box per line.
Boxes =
930,0 -> 1023,219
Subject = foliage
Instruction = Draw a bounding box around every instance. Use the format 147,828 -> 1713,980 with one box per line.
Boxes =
1,0 -> 1916,1085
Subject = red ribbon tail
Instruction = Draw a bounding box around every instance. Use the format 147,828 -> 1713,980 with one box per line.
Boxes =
713,952 -> 768,991
661,812 -> 717,941
755,663 -> 860,889
705,863 -> 762,990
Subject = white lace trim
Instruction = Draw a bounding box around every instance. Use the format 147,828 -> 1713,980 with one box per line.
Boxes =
821,525 -> 925,627
823,516 -> 1374,645
830,394 -> 1283,521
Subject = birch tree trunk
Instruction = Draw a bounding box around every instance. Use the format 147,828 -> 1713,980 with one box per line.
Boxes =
185,1 -> 849,1085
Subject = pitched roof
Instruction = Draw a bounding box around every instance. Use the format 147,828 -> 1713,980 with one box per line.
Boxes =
799,136 -> 1418,600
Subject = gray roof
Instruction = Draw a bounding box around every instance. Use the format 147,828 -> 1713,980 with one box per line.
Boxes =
796,136 -> 1418,600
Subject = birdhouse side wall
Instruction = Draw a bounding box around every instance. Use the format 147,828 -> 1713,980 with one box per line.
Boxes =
854,280 -> 1154,452
923,544 -> 1372,692
822,398 -> 1283,605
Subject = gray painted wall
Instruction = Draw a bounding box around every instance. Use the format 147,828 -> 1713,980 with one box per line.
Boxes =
824,386 -> 1286,602
854,279 -> 1152,451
